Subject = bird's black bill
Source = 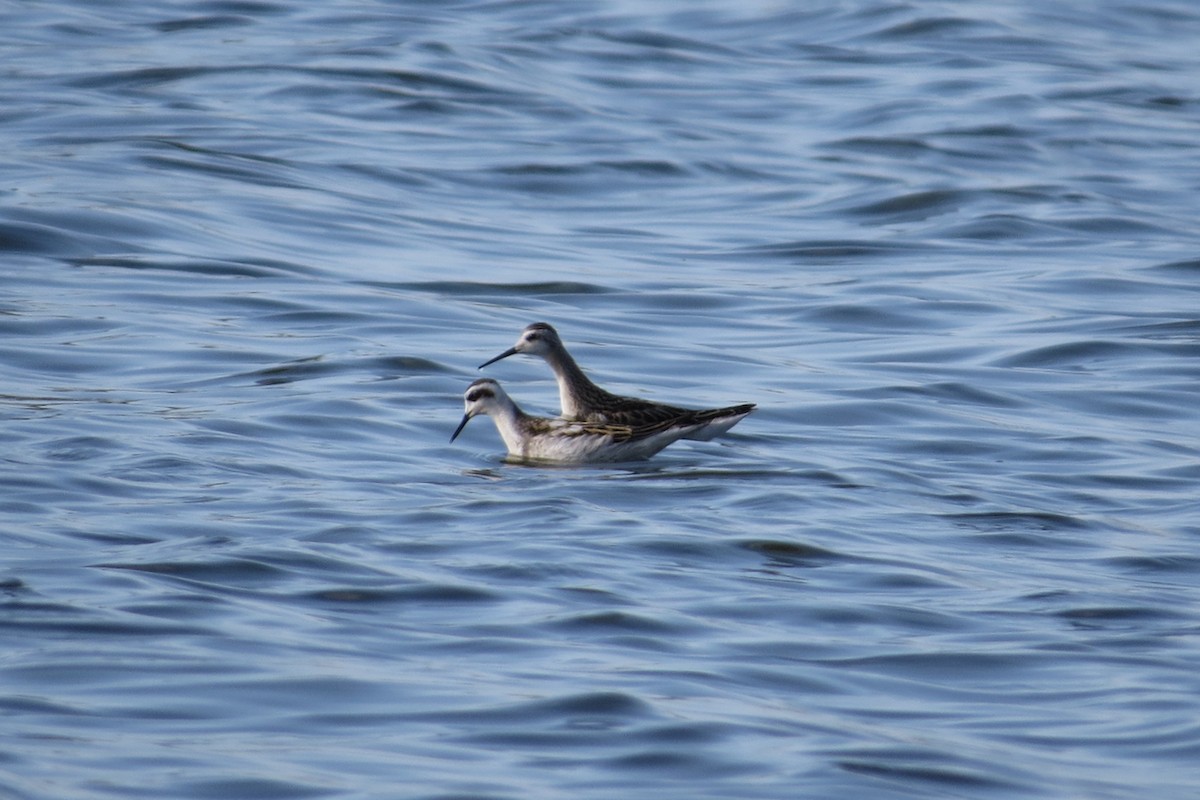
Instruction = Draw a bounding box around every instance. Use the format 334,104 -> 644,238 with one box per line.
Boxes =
477,347 -> 518,369
450,414 -> 473,442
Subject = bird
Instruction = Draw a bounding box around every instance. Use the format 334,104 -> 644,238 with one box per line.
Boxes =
478,322 -> 755,441
450,378 -> 709,463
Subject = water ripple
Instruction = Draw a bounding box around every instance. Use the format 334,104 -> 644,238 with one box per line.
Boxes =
4,1 -> 1200,798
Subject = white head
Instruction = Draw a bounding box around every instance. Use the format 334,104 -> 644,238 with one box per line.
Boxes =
450,378 -> 510,442
478,322 -> 561,368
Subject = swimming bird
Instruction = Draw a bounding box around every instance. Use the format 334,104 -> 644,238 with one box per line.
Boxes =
478,322 -> 755,441
450,378 -> 707,463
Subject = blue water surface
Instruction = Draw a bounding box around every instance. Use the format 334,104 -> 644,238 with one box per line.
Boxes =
3,2 -> 1200,798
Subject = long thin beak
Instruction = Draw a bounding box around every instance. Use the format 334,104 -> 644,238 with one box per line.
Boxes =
478,347 -> 518,369
450,413 -> 473,442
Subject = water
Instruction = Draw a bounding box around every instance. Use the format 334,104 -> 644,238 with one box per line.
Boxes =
3,1 -> 1200,798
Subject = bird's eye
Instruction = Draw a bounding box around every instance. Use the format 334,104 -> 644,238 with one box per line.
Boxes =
527,332 -> 541,341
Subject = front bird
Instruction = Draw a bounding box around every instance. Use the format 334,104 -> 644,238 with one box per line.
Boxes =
451,378 -> 710,464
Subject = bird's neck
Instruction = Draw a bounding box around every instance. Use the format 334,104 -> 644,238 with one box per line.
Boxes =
488,399 -> 530,457
544,347 -> 601,419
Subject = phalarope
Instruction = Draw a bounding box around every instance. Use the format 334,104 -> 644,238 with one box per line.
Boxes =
478,322 -> 755,441
450,378 -> 706,463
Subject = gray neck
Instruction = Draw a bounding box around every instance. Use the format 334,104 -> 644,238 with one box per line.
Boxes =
544,345 -> 602,418
489,398 -> 531,457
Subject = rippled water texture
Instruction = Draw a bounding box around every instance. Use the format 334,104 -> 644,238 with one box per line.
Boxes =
4,2 -> 1200,798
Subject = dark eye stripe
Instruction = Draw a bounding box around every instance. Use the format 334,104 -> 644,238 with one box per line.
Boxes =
467,389 -> 493,402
